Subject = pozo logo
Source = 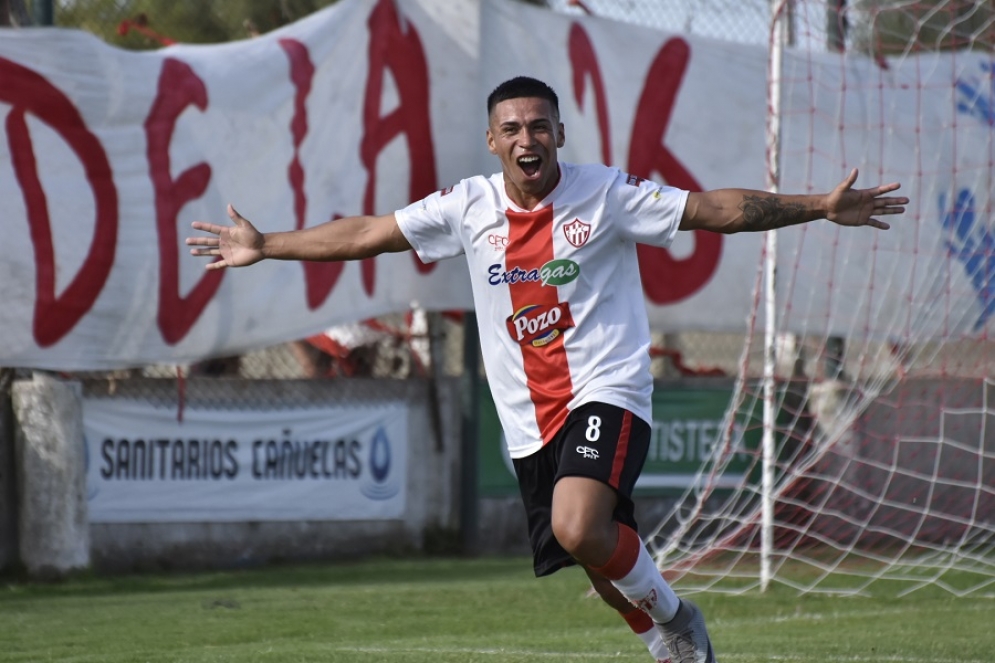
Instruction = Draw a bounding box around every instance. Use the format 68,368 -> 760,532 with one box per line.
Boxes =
506,302 -> 575,347
488,259 -> 580,286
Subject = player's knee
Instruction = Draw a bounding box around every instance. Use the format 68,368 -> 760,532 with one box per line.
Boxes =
551,513 -> 605,560
550,514 -> 583,555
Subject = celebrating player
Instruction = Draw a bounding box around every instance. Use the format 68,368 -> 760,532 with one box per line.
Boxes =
187,76 -> 907,663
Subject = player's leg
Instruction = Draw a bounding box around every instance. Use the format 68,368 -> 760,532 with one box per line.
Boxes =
585,504 -> 716,663
549,403 -> 679,622
584,567 -> 671,663
511,422 -> 668,662
550,403 -> 717,663
512,441 -> 574,577
552,475 -> 679,623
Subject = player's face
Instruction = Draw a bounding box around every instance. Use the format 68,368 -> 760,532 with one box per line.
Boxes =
486,96 -> 565,209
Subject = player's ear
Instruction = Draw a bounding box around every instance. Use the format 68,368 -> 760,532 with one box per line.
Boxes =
486,129 -> 498,155
557,122 -> 565,148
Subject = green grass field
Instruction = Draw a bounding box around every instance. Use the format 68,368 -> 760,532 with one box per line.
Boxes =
1,556 -> 992,662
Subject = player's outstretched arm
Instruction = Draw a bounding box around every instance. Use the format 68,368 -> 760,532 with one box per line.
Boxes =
186,205 -> 412,270
679,168 -> 908,234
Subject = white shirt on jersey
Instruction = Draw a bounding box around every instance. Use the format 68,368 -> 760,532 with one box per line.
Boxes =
395,162 -> 687,459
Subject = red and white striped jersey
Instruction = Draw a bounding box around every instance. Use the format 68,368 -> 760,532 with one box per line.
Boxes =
395,162 -> 687,459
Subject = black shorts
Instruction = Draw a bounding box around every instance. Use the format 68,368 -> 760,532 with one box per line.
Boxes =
512,401 -> 650,577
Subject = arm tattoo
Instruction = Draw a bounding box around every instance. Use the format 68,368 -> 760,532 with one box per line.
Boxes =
739,195 -> 809,231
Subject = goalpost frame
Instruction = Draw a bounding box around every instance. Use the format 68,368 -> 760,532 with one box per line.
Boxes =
761,0 -> 795,592
762,0 -> 853,592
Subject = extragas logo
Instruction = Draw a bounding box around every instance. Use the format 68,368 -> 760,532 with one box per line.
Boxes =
488,259 -> 580,287
540,259 -> 580,286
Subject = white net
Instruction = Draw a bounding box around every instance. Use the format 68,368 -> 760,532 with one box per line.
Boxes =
561,0 -> 995,596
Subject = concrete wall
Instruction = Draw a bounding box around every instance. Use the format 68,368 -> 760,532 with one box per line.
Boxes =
0,373 -> 18,572
12,374 -> 90,577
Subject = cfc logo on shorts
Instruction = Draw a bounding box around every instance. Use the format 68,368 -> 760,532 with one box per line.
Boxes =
575,445 -> 599,460
506,302 -> 575,347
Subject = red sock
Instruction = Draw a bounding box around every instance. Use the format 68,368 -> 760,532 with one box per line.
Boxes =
591,522 -> 642,580
621,606 -> 655,634
592,523 -> 680,624
621,606 -> 671,662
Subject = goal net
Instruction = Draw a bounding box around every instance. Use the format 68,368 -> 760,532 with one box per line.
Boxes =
639,0 -> 995,597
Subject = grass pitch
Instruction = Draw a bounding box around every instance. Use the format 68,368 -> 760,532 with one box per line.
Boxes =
1,556 -> 992,662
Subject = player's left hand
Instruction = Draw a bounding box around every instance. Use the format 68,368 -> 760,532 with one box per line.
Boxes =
825,168 -> 908,229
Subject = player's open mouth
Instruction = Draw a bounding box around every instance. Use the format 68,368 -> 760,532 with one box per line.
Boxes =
517,155 -> 542,178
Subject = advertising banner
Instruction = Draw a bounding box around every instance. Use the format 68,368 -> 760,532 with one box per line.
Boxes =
83,398 -> 408,522
478,381 -> 761,497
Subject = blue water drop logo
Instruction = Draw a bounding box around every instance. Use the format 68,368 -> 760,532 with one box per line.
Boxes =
369,427 -> 391,483
361,427 -> 399,501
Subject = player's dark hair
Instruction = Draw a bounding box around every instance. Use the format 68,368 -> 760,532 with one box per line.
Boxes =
487,76 -> 559,118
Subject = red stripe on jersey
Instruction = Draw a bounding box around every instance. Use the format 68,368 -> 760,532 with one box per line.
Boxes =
506,206 -> 574,444
609,410 -> 633,489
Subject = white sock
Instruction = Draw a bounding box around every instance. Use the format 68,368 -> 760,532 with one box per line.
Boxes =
621,608 -> 671,662
637,627 -> 672,661
613,544 -> 680,623
593,524 -> 681,624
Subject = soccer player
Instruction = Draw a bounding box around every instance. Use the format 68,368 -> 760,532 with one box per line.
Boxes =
187,76 -> 907,663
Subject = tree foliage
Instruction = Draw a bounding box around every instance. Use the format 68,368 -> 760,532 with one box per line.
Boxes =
51,0 -> 341,48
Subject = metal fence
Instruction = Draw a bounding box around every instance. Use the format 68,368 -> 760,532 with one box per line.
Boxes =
545,0 -> 775,45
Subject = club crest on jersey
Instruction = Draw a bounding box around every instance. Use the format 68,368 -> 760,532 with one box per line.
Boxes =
563,218 -> 592,247
506,302 -> 575,347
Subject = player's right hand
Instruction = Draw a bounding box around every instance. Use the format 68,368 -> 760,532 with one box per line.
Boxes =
186,204 -> 265,270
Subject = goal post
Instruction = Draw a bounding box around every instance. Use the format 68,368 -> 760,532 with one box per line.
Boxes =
643,0 -> 995,597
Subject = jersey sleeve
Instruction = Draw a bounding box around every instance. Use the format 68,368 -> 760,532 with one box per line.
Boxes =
394,184 -> 466,263
608,171 -> 688,248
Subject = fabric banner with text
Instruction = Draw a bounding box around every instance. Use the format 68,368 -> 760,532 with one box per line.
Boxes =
1,0 -> 988,370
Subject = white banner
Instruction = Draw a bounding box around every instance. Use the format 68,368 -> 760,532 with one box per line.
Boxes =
0,0 -> 479,370
1,0 -> 990,370
776,49 -> 995,339
83,399 -> 408,522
